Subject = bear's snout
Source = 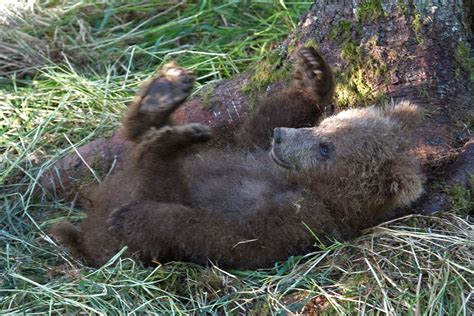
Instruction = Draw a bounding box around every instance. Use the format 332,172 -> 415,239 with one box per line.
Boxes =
273,127 -> 294,145
271,128 -> 294,169
273,128 -> 282,144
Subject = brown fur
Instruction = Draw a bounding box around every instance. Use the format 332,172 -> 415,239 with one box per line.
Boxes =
51,48 -> 423,269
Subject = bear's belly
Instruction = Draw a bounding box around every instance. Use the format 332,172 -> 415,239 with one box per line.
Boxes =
183,150 -> 302,214
190,176 -> 300,214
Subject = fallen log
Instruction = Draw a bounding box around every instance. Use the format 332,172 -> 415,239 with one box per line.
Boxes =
40,0 -> 473,214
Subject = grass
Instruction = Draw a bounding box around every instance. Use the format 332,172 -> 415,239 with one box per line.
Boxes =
1,1 -> 473,314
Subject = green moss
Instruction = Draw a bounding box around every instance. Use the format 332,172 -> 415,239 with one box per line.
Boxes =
455,42 -> 474,82
240,82 -> 253,95
199,85 -> 215,109
397,1 -> 409,14
357,0 -> 385,22
302,38 -> 320,51
286,42 -> 297,55
341,42 -> 360,63
449,177 -> 474,216
240,51 -> 292,112
334,40 -> 387,108
241,52 -> 292,96
412,11 -> 424,44
328,19 -> 387,108
467,111 -> 474,133
240,51 -> 293,112
329,20 -> 354,44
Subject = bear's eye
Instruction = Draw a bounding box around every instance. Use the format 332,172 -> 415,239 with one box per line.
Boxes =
319,143 -> 331,159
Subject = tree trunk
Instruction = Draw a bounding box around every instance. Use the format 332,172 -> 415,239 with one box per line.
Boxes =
41,0 -> 473,213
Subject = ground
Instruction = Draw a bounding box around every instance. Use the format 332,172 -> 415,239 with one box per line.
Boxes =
0,1 -> 472,314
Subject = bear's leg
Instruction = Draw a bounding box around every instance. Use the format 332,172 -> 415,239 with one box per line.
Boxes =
50,220 -> 85,259
51,219 -> 122,267
236,47 -> 335,149
124,63 -> 195,142
133,123 -> 212,163
106,200 -> 315,269
130,123 -> 212,202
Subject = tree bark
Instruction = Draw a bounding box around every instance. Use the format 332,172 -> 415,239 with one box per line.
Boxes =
40,0 -> 473,213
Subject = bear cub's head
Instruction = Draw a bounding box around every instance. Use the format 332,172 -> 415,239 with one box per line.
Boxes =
271,101 -> 424,216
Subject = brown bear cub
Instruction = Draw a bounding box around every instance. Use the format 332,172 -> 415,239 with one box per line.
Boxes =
52,48 -> 423,269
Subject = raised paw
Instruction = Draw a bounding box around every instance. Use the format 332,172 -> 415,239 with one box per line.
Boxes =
293,47 -> 335,112
298,48 -> 326,81
135,62 -> 195,115
134,124 -> 212,161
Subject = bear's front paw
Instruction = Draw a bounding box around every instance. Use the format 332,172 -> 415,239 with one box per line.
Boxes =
175,123 -> 213,142
106,202 -> 140,238
138,62 -> 195,115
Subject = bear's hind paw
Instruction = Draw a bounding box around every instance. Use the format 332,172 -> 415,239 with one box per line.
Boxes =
137,63 -> 195,115
293,47 -> 335,114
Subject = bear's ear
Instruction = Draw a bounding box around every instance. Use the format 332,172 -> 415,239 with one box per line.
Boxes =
385,100 -> 423,130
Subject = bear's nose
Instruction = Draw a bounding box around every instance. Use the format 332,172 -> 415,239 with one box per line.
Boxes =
273,128 -> 282,144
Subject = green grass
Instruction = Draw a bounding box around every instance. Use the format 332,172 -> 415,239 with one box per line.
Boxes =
1,1 -> 473,314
